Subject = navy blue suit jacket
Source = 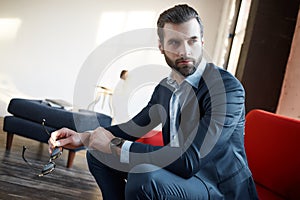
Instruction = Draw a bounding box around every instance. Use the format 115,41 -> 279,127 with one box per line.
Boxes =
107,63 -> 255,196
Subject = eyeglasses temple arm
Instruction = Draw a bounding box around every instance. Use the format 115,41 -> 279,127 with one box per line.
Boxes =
42,119 -> 51,136
22,146 -> 38,171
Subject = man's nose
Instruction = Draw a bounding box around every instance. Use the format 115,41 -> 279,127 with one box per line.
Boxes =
178,42 -> 191,57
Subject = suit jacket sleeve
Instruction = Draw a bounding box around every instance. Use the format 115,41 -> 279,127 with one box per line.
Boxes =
107,66 -> 246,179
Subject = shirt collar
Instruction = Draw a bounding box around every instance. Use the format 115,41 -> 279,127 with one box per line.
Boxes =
167,58 -> 207,89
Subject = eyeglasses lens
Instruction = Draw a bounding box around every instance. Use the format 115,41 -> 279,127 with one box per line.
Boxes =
22,119 -> 63,177
50,147 -> 63,160
39,161 -> 56,177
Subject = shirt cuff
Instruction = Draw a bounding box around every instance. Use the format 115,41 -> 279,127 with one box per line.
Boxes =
120,140 -> 133,163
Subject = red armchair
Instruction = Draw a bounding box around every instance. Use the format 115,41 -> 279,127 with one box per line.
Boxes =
245,109 -> 300,200
136,130 -> 163,146
136,110 -> 300,199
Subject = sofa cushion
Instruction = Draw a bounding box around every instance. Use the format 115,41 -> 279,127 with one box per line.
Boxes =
7,98 -> 112,132
4,116 -> 51,143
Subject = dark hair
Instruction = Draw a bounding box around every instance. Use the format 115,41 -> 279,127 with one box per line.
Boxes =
157,4 -> 204,43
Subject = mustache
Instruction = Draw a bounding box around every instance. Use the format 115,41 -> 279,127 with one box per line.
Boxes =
175,57 -> 195,64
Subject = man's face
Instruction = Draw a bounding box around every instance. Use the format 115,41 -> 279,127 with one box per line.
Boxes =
159,18 -> 203,77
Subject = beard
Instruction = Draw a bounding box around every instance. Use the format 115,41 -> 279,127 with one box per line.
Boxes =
164,53 -> 202,77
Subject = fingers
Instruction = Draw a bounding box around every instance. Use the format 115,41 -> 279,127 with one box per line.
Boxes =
48,127 -> 77,153
48,126 -> 114,154
48,131 -> 60,147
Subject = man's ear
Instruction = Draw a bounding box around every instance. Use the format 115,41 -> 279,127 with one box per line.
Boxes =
158,40 -> 164,54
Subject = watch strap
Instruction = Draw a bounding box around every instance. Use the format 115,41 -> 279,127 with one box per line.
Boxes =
110,137 -> 125,156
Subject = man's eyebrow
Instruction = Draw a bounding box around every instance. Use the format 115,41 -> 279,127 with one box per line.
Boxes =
189,36 -> 200,40
181,35 -> 200,40
167,38 -> 178,41
166,35 -> 200,42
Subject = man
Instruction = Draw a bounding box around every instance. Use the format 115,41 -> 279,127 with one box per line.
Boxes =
49,4 -> 258,199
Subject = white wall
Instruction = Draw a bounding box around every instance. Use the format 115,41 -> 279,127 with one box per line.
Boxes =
0,0 -> 226,116
277,8 -> 300,119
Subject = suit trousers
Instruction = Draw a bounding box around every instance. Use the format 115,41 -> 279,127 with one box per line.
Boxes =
86,151 -> 257,200
87,151 -> 210,200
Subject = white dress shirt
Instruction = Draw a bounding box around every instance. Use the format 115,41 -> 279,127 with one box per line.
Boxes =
120,59 -> 207,163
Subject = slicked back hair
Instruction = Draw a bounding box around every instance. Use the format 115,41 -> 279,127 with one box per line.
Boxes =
157,4 -> 204,43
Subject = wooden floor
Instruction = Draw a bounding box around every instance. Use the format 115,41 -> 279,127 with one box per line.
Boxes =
0,117 -> 103,200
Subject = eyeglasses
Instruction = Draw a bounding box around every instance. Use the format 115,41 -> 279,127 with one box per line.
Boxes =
22,119 -> 63,177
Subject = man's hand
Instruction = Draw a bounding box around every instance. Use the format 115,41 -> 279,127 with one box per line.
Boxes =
48,127 -> 116,154
88,127 -> 115,154
48,128 -> 88,154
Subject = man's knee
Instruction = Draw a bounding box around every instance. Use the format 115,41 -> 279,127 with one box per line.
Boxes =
125,164 -> 210,200
125,164 -> 163,199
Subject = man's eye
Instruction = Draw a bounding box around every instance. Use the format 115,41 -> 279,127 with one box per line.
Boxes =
189,38 -> 199,44
168,40 -> 180,46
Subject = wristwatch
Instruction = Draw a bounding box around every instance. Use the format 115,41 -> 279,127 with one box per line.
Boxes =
110,137 -> 125,156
